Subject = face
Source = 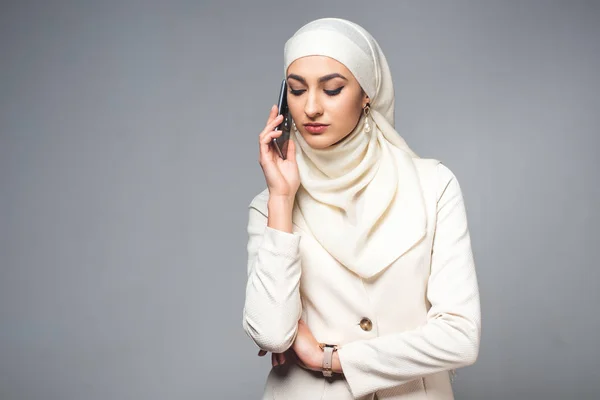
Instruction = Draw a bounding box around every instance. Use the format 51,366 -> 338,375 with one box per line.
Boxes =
286,56 -> 369,149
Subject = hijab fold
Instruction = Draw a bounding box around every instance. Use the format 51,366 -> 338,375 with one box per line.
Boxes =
284,18 -> 426,279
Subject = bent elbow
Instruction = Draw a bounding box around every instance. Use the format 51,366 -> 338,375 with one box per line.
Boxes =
460,338 -> 479,367
257,334 -> 296,354
242,312 -> 298,353
458,320 -> 480,367
437,313 -> 480,367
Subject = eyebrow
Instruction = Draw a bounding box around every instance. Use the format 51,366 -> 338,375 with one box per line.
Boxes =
287,73 -> 348,84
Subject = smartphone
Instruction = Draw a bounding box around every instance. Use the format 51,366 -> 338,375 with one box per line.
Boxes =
272,79 -> 291,159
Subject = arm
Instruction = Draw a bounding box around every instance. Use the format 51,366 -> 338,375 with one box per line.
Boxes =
242,195 -> 303,354
337,163 -> 482,398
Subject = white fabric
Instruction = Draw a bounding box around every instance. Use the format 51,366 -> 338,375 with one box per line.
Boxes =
243,160 -> 480,399
282,18 -> 426,278
242,18 -> 480,399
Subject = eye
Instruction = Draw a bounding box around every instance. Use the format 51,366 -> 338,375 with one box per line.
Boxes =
325,87 -> 344,96
289,89 -> 306,96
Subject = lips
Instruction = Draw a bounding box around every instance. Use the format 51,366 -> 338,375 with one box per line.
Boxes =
303,123 -> 329,134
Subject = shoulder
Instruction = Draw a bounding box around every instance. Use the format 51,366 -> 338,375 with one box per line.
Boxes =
248,188 -> 270,217
245,188 -> 269,232
413,158 -> 462,203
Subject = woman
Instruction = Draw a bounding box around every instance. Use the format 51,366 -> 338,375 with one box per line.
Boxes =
243,18 -> 481,400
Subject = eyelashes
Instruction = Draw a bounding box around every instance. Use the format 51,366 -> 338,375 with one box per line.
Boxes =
325,87 -> 343,96
289,87 -> 344,96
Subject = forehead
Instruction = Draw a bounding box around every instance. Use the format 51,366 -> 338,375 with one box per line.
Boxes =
287,55 -> 355,81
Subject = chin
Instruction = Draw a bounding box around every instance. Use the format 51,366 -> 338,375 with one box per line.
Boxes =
300,132 -> 345,149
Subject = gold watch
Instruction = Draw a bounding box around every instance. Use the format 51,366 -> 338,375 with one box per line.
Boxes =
318,343 -> 339,377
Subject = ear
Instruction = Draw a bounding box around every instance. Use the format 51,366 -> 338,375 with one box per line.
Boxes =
362,93 -> 370,108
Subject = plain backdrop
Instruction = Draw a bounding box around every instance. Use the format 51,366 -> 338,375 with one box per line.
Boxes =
1,1 -> 599,399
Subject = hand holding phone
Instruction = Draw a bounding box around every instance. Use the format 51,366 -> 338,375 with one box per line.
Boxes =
256,81 -> 300,200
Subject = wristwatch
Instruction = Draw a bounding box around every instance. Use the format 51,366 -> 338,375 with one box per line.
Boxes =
318,343 -> 339,377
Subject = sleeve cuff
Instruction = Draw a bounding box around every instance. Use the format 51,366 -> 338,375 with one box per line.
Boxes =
260,226 -> 301,259
337,341 -> 374,399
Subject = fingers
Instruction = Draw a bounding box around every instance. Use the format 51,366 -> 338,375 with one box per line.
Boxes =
285,138 -> 296,162
265,104 -> 278,125
259,123 -> 284,145
257,347 -> 290,367
260,114 -> 284,142
277,352 -> 286,365
266,352 -> 287,367
262,106 -> 284,136
259,115 -> 284,160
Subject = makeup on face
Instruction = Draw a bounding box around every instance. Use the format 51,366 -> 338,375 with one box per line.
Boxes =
285,56 -> 367,149
286,73 -> 348,97
304,123 -> 329,134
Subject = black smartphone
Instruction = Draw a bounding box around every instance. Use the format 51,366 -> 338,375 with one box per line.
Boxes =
272,79 -> 291,159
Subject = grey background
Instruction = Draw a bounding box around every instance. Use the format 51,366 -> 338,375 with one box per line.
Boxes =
1,0 -> 598,399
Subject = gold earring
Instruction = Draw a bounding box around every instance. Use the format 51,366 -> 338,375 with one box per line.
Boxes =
363,103 -> 372,133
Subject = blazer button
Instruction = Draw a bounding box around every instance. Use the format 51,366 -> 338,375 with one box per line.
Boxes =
359,317 -> 373,331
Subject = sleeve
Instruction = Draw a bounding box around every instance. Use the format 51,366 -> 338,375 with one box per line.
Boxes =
336,163 -> 482,398
242,203 -> 303,353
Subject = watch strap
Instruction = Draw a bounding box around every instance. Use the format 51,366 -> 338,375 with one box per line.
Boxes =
319,343 -> 338,377
322,346 -> 333,377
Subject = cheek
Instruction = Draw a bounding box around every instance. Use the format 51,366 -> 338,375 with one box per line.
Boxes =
287,99 -> 302,121
329,96 -> 362,125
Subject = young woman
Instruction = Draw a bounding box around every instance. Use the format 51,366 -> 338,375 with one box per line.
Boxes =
243,18 -> 481,400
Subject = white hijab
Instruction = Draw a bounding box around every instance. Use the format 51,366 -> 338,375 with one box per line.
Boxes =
284,18 -> 427,279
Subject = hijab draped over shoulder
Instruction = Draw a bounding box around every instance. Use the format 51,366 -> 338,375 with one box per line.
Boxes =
284,18 -> 427,279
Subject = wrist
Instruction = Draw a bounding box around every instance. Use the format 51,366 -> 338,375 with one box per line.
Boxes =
317,343 -> 342,376
268,194 -> 295,209
267,195 -> 295,233
312,345 -> 325,371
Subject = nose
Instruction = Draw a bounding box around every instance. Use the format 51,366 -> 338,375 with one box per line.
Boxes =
304,91 -> 323,119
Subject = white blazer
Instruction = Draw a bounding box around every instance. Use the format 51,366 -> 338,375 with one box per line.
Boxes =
242,158 -> 481,400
